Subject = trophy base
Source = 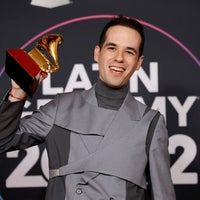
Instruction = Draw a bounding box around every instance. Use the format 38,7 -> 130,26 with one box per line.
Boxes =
5,49 -> 41,98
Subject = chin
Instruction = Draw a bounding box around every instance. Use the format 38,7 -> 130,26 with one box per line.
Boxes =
109,82 -> 125,89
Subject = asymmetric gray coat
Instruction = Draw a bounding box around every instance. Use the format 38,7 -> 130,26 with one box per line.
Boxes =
0,85 -> 176,200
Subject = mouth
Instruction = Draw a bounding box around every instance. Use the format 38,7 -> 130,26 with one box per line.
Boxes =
109,65 -> 126,73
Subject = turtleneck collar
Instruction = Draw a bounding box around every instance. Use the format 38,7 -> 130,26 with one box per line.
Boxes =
95,79 -> 129,110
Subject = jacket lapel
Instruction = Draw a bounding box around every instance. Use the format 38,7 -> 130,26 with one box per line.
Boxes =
56,86 -> 117,136
98,92 -> 145,148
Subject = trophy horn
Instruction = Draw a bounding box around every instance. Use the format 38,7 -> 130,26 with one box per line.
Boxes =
28,34 -> 64,73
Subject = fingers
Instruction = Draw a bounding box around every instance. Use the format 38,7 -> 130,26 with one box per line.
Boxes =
10,79 -> 27,101
11,79 -> 21,89
10,71 -> 48,99
39,71 -> 48,83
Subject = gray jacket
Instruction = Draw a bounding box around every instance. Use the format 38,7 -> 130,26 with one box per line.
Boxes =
0,85 -> 176,200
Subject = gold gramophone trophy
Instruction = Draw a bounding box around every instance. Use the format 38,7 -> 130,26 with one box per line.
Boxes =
5,34 -> 63,97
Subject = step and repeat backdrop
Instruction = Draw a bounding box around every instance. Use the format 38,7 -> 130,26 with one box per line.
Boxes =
0,0 -> 199,199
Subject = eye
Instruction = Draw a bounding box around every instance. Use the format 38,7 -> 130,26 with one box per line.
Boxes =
126,48 -> 138,56
126,50 -> 134,55
107,46 -> 116,51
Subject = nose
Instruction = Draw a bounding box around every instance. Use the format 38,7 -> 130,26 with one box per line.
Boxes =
114,50 -> 124,62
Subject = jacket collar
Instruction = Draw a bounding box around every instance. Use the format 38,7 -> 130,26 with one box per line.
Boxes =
82,84 -> 142,121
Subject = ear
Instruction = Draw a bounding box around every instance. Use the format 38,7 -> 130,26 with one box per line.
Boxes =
94,45 -> 100,62
136,55 -> 144,70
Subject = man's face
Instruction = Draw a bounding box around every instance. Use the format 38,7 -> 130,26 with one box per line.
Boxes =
94,25 -> 144,88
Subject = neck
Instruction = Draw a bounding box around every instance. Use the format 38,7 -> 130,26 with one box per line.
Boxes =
95,79 -> 129,110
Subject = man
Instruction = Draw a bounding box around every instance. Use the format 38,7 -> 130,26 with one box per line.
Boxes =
0,15 -> 176,199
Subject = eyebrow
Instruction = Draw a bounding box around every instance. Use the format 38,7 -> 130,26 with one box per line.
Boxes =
104,42 -> 138,54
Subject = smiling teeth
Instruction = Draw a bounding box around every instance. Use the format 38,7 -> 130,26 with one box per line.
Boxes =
110,66 -> 125,72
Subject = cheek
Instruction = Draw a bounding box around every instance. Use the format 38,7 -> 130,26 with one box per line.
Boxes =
126,63 -> 139,76
97,55 -> 109,69
98,63 -> 107,76
129,59 -> 141,70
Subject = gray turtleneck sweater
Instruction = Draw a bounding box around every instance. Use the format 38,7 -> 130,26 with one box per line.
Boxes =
95,79 -> 129,110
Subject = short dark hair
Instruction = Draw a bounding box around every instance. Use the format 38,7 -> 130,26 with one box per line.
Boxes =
98,15 -> 145,57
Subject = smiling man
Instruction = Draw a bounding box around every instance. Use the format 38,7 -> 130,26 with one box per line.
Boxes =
94,24 -> 144,88
0,15 -> 176,200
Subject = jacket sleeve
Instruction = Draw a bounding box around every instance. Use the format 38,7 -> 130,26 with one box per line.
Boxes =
0,93 -> 58,152
149,114 -> 176,200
